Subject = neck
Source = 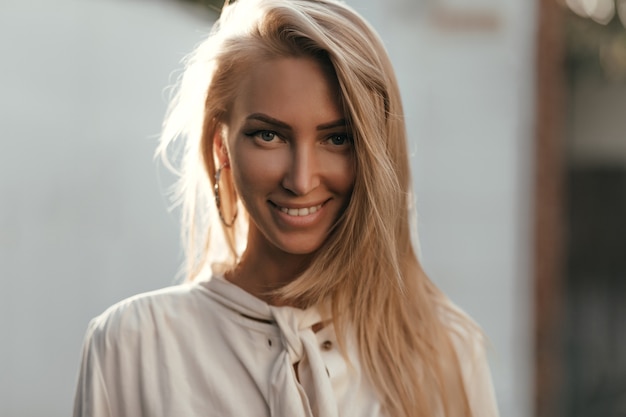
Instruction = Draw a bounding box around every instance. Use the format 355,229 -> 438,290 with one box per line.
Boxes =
226,244 -> 313,307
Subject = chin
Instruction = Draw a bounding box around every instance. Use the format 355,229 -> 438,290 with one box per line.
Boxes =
277,239 -> 325,256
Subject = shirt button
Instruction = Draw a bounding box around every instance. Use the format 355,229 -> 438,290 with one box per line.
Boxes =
321,340 -> 333,351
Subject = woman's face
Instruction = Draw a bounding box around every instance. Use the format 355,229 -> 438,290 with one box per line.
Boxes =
219,57 -> 355,257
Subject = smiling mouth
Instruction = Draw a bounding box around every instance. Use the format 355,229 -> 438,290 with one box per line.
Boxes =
274,203 -> 324,217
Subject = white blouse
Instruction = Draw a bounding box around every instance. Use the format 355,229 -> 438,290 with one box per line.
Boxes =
73,276 -> 499,417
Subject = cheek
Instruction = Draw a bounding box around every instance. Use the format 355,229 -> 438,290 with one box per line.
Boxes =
324,153 -> 356,194
343,157 -> 357,191
231,146 -> 288,194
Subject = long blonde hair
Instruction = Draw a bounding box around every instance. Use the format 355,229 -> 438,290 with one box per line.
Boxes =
158,0 -> 480,415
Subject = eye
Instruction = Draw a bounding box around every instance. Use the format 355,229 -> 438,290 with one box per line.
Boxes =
257,130 -> 277,142
245,130 -> 280,143
327,134 -> 351,146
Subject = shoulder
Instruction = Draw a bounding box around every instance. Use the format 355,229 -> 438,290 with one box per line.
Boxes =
74,283 -> 219,416
439,301 -> 486,362
84,283 -> 211,350
438,300 -> 500,417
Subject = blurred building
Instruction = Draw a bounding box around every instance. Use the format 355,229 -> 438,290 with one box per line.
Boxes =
561,2 -> 626,416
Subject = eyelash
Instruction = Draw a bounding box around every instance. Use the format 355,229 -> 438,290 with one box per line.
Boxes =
326,134 -> 352,146
244,130 -> 352,147
245,130 -> 280,143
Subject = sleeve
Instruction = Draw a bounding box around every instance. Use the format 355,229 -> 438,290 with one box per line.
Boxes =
461,336 -> 500,417
73,319 -> 113,417
447,318 -> 500,417
443,302 -> 500,417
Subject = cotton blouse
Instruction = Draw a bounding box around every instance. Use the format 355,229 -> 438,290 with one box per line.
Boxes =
73,275 -> 499,417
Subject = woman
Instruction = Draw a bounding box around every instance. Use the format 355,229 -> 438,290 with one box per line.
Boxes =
74,0 -> 499,416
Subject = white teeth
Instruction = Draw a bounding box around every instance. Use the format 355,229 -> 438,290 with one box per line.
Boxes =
279,204 -> 322,216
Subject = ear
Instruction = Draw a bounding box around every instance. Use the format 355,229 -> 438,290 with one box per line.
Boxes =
213,125 -> 230,168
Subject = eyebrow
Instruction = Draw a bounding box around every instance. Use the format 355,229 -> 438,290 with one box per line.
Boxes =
245,113 -> 347,131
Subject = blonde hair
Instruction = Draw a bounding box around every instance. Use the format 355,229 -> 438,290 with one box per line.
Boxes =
158,0 -> 481,415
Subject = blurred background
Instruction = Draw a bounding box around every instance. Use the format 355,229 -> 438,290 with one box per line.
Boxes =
0,0 -> 624,416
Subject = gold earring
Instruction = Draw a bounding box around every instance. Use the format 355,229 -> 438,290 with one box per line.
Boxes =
214,164 -> 237,227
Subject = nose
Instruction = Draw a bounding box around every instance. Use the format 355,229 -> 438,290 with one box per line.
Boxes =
281,145 -> 320,196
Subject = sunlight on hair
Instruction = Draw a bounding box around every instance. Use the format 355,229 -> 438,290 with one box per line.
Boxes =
219,0 -> 266,38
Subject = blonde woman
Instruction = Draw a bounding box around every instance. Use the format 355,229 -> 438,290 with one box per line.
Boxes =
73,0 -> 499,416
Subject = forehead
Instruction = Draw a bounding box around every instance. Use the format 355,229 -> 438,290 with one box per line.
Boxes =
229,57 -> 344,125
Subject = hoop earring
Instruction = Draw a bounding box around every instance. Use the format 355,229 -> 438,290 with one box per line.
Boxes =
214,164 -> 237,227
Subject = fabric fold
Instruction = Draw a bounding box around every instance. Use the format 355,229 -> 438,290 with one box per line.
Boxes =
206,276 -> 338,417
269,306 -> 338,417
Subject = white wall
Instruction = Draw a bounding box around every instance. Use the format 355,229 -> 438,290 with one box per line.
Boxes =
0,1 -> 535,416
0,1 -> 212,416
